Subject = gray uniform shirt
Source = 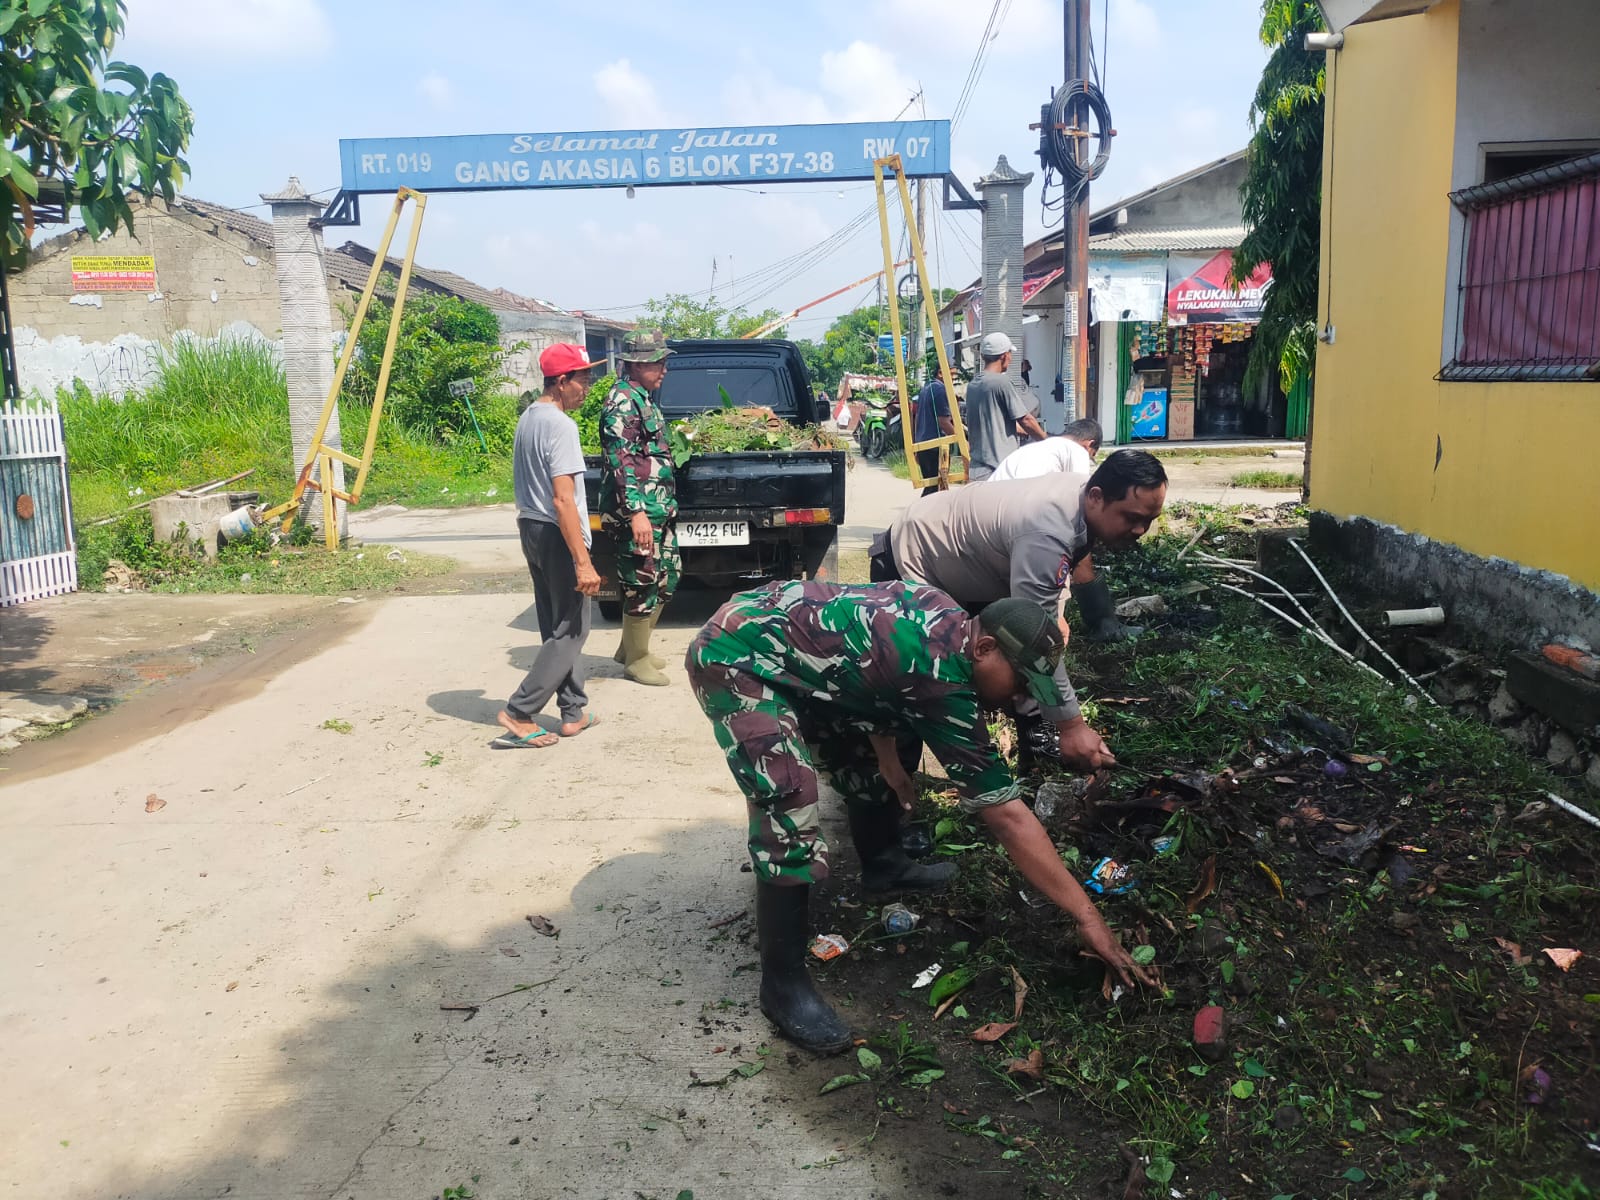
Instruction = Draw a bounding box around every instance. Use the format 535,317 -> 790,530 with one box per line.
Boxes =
514,401 -> 591,547
963,371 -> 1032,479
890,474 -> 1089,721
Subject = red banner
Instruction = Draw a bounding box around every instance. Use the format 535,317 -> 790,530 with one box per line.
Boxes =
1166,250 -> 1271,326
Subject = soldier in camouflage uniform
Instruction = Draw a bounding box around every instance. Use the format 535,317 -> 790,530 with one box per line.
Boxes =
600,328 -> 679,685
686,579 -> 1157,1053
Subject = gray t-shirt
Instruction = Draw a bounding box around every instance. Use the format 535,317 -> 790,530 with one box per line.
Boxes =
964,371 -> 1031,479
513,401 -> 590,546
890,473 -> 1089,720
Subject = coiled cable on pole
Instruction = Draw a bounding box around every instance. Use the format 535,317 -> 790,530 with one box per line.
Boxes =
1041,79 -> 1113,188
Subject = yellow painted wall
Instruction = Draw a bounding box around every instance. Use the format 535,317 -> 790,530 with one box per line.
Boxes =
1310,0 -> 1600,591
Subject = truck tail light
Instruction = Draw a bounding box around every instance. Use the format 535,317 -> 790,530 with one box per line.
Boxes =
775,508 -> 831,526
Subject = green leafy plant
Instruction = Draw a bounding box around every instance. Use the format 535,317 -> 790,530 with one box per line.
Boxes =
320,718 -> 352,735
0,0 -> 194,268
1232,0 -> 1326,396
342,290 -> 514,450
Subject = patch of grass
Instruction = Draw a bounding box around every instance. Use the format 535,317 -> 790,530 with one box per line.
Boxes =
883,522 -> 1596,1198
1230,468 -> 1303,489
57,336 -> 515,525
883,449 -> 910,480
321,718 -> 353,735
76,509 -> 453,595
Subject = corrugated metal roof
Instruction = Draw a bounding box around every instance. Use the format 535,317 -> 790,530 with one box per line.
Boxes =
1088,225 -> 1247,252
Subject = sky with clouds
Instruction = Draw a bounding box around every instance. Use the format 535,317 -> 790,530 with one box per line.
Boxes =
117,0 -> 1269,334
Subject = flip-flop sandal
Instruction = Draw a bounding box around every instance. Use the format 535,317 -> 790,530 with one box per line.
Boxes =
559,712 -> 600,737
490,727 -> 560,750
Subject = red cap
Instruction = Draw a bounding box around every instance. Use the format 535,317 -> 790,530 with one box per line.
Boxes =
539,343 -> 601,377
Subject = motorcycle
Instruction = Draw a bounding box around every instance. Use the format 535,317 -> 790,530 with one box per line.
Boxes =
856,392 -> 893,460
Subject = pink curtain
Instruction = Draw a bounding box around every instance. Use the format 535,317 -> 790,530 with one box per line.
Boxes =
1460,176 -> 1600,366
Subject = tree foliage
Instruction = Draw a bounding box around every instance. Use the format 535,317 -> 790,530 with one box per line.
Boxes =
0,0 -> 194,268
639,292 -> 787,341
342,291 -> 514,450
795,289 -> 960,393
1231,0 -> 1325,394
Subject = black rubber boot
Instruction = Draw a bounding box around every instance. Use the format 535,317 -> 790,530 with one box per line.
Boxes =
849,804 -> 958,892
1015,709 -> 1066,773
1075,576 -> 1141,642
756,883 -> 852,1054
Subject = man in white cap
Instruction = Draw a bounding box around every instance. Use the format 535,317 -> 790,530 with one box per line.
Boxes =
965,332 -> 1045,480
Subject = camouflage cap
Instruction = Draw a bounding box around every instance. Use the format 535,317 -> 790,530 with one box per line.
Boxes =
978,598 -> 1065,707
620,328 -> 676,363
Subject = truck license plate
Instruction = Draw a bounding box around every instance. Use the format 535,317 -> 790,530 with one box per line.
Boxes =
678,520 -> 750,547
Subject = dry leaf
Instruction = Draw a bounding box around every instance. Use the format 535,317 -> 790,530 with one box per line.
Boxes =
1494,937 -> 1532,967
942,1101 -> 969,1116
1003,1048 -> 1045,1080
1185,855 -> 1218,914
1010,965 -> 1030,1021
144,794 -> 167,813
971,1022 -> 1017,1042
499,947 -> 521,958
1543,947 -> 1582,972
525,914 -> 559,938
932,994 -> 961,1020
225,981 -> 238,992
1345,752 -> 1388,766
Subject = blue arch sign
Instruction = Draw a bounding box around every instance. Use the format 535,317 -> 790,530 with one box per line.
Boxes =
339,120 -> 950,194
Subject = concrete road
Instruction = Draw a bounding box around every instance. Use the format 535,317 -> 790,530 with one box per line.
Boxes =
0,449 -> 1296,1199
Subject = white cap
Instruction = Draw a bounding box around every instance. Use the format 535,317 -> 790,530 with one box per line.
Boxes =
979,332 -> 1015,357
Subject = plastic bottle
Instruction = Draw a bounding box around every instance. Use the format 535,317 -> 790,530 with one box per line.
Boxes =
881,903 -> 919,934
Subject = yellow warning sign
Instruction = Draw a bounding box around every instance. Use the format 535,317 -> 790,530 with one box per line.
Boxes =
71,255 -> 157,292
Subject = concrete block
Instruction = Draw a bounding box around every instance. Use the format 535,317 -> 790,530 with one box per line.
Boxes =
1547,730 -> 1581,770
0,716 -> 27,737
1586,756 -> 1600,793
0,693 -> 88,725
151,493 -> 231,559
1487,683 -> 1521,725
1506,652 -> 1600,738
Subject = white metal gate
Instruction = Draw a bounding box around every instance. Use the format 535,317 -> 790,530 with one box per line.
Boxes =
0,398 -> 78,606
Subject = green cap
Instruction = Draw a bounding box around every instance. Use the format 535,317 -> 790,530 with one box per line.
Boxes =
979,598 -> 1065,707
620,327 -> 675,363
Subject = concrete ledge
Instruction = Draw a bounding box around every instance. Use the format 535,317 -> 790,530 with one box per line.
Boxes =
1308,511 -> 1600,655
1507,652 -> 1600,738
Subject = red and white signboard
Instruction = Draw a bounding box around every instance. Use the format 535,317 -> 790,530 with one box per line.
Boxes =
1166,250 -> 1272,326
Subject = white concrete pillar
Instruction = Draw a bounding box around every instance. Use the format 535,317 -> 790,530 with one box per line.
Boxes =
262,177 -> 344,533
975,156 -> 1034,395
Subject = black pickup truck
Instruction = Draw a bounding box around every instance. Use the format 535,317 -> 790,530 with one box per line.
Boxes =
584,339 -> 848,620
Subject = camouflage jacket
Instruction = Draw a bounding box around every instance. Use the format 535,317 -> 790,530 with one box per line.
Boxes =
698,580 -> 1019,808
599,379 -> 677,522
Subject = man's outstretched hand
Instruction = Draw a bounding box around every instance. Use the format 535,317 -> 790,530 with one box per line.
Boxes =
1058,717 -> 1116,771
1078,913 -> 1159,989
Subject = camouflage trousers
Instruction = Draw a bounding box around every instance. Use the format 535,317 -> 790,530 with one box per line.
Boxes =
603,515 -> 680,618
685,646 -> 898,887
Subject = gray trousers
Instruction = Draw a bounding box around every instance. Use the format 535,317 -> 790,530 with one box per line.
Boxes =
507,518 -> 591,723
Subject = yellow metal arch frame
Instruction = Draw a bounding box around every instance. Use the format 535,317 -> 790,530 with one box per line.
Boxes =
260,187 -> 428,550
871,155 -> 969,490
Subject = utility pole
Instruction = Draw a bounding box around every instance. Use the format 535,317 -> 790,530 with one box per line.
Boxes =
912,177 -> 928,385
1060,0 -> 1092,425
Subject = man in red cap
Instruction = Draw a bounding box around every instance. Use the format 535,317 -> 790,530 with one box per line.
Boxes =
494,344 -> 604,748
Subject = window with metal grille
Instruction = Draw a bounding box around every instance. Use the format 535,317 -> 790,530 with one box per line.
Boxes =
1443,150 -> 1600,382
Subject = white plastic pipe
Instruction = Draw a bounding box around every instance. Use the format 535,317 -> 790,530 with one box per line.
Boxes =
1384,606 -> 1446,628
1546,791 -> 1600,831
1287,539 -> 1439,706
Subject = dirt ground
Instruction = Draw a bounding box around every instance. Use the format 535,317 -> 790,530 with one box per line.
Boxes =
4,454 -> 1591,1200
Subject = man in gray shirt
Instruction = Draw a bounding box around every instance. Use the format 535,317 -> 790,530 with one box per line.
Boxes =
872,450 -> 1168,769
965,332 -> 1046,479
494,344 -> 604,749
